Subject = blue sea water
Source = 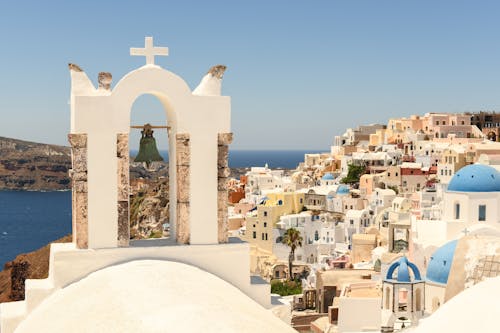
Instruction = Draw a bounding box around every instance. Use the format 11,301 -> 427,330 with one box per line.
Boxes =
0,150 -> 325,268
0,191 -> 71,268
130,149 -> 327,169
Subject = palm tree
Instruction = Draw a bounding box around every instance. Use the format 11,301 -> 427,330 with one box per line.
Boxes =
281,228 -> 303,281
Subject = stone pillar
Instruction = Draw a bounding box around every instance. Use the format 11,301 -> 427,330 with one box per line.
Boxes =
218,133 -> 233,243
117,133 -> 130,247
68,134 -> 88,249
176,133 -> 190,244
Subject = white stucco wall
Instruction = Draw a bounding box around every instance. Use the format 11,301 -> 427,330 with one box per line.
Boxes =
338,297 -> 381,332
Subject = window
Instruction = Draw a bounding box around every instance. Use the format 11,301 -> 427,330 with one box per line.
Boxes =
314,231 -> 319,241
350,219 -> 354,225
265,233 -> 268,240
388,172 -> 391,177
264,222 -> 267,228
264,211 -> 268,217
455,203 -> 460,219
479,205 -> 486,221
300,198 -> 303,204
253,231 -> 256,239
261,233 -> 265,240
275,271 -> 280,278
395,172 -> 399,177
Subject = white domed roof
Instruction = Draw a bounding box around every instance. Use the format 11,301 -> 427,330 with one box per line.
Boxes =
409,276 -> 500,333
16,260 -> 295,333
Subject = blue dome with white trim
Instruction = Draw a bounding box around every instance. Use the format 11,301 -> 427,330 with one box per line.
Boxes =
448,164 -> 500,192
426,240 -> 457,285
322,173 -> 334,180
385,256 -> 422,282
336,185 -> 350,195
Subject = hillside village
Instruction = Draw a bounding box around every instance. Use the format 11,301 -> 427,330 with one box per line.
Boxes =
225,111 -> 500,332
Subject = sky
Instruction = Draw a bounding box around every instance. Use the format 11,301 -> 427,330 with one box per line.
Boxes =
1,1 -> 500,150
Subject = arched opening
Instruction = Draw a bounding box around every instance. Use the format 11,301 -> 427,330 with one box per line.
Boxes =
488,131 -> 497,142
129,94 -> 170,241
398,287 -> 408,311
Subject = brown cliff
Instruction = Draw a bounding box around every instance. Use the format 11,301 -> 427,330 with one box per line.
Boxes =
0,137 -> 71,191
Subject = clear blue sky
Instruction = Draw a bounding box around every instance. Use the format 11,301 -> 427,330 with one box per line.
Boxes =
1,1 -> 500,150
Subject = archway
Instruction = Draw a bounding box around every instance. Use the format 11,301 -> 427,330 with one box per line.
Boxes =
128,94 -> 170,241
68,38 -> 232,248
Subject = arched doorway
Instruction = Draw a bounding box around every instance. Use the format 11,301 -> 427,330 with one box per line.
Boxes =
128,94 -> 170,241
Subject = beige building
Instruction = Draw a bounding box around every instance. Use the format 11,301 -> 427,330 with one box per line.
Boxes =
243,192 -> 305,253
437,147 -> 468,184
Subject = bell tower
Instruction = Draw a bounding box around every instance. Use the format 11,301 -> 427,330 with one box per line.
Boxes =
68,37 -> 232,249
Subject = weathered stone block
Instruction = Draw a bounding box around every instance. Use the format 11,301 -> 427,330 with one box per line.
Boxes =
176,202 -> 190,244
74,180 -> 87,193
218,177 -> 228,191
218,167 -> 230,178
68,133 -> 87,148
71,171 -> 87,182
176,165 -> 190,203
117,158 -> 129,201
73,148 -> 87,172
218,132 -> 233,145
217,145 -> 229,168
10,260 -> 29,301
98,72 -> 112,90
176,133 -> 190,165
117,201 -> 129,247
116,133 -> 129,158
75,193 -> 88,249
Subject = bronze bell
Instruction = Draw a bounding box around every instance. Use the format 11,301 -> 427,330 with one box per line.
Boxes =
134,124 -> 164,167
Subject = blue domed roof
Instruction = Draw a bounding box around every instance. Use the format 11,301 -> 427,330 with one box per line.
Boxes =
336,185 -> 350,195
426,240 -> 457,285
448,164 -> 500,192
385,256 -> 422,283
322,173 -> 334,180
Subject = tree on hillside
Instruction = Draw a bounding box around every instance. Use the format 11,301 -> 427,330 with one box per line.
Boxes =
341,164 -> 366,184
281,228 -> 303,281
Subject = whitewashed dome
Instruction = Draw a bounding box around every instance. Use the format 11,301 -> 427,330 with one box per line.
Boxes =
16,260 -> 295,333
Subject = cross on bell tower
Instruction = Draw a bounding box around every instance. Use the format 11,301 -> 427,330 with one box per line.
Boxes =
130,36 -> 168,65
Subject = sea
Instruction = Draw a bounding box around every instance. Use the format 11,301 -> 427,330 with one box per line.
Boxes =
0,149 -> 325,267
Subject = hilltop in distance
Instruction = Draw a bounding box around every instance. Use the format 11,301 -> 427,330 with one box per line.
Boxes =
0,137 -> 71,191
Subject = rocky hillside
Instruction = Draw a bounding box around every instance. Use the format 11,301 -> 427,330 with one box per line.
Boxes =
0,235 -> 72,303
0,137 -> 71,191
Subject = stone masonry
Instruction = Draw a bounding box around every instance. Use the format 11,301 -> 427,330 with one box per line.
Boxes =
117,133 -> 130,246
68,133 -> 88,249
218,133 -> 233,243
176,133 -> 190,244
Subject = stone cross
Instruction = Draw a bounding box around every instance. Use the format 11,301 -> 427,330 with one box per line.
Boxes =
130,36 -> 168,65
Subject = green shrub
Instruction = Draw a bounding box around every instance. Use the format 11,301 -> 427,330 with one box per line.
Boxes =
270,279 -> 302,296
149,230 -> 163,239
341,164 -> 366,184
